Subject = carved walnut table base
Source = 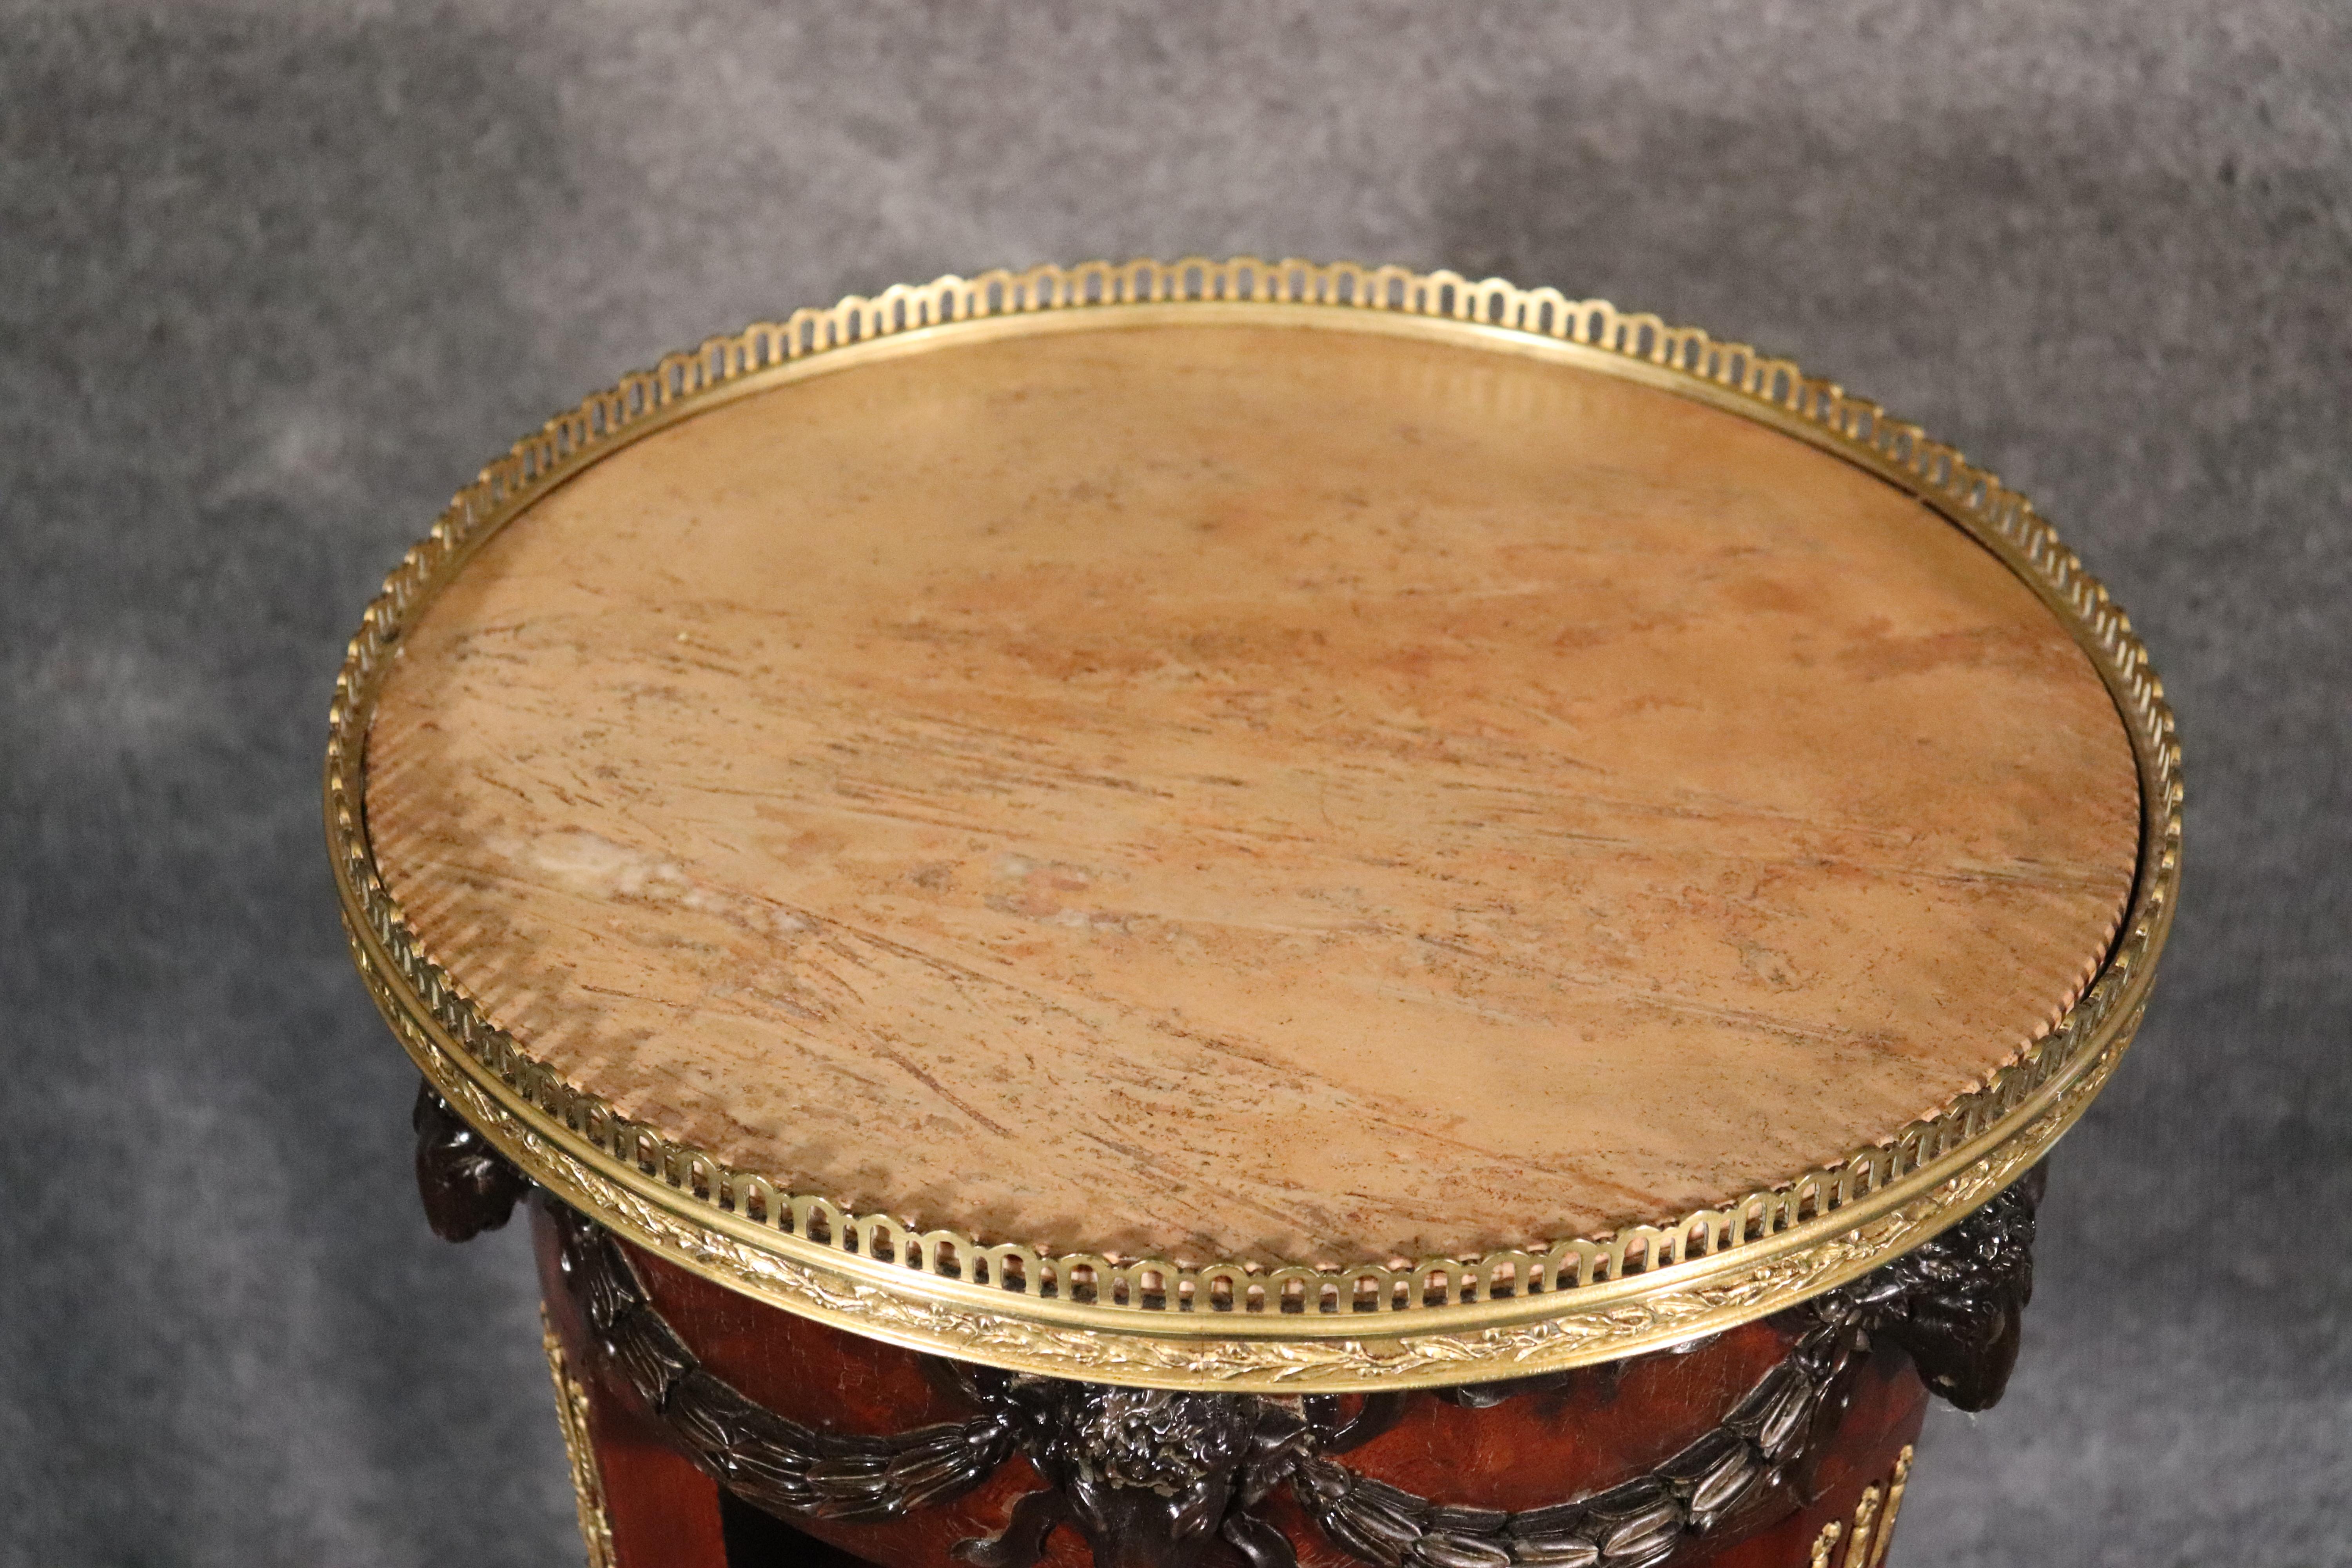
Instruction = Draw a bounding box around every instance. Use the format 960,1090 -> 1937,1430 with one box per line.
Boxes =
420,1087 -> 2038,1568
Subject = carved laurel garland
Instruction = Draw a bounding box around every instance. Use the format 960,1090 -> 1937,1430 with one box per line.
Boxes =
330,257 -> 2180,1390
543,1190 -> 2027,1568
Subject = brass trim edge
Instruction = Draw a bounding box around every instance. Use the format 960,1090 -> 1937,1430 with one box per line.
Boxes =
1811,1443 -> 1914,1568
329,257 -> 2180,1391
541,1309 -> 620,1568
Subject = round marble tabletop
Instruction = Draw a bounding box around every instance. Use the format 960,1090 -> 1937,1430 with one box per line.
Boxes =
362,314 -> 2140,1271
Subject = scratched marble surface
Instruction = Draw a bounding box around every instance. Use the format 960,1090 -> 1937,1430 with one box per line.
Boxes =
365,323 -> 2139,1265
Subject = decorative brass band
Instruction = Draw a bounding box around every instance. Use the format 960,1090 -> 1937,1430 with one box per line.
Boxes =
328,257 -> 2181,1391
544,1190 -> 1963,1568
1809,1446 -> 1913,1568
541,1309 -> 620,1568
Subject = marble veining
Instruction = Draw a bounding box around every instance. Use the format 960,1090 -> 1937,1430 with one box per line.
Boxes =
365,323 -> 2139,1266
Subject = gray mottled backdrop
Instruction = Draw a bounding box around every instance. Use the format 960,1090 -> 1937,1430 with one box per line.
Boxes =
2,3 -> 2346,1564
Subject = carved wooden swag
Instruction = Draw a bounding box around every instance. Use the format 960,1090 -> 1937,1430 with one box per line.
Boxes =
414,1083 -> 2043,1568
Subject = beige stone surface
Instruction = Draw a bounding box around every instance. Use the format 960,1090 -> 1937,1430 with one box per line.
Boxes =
365,321 -> 2140,1266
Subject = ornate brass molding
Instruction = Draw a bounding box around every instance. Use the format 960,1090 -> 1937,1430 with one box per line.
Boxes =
543,1193 -> 2020,1568
1809,1447 -> 1913,1568
332,257 -> 2180,1391
541,1309 -> 620,1568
